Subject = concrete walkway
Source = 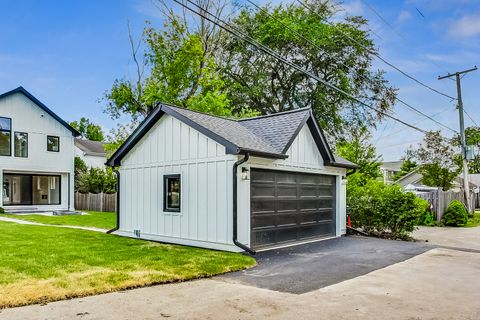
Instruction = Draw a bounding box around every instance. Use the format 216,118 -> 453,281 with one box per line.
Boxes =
1,248 -> 479,320
413,225 -> 480,251
0,216 -> 108,233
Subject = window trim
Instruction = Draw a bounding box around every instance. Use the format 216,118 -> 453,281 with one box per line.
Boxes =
163,174 -> 181,213
47,135 -> 60,152
0,117 -> 12,157
14,131 -> 28,158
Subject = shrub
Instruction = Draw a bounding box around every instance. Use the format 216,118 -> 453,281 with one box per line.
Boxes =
0,207 -> 4,214
347,179 -> 426,239
442,200 -> 468,226
76,167 -> 117,194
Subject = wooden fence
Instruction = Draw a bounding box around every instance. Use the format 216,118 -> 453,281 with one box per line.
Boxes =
75,192 -> 117,212
415,188 -> 477,222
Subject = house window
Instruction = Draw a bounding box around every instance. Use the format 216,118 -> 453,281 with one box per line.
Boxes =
0,117 -> 11,156
47,136 -> 60,152
14,132 -> 28,158
164,174 -> 181,212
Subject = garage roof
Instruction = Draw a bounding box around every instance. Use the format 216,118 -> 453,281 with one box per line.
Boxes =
106,103 -> 356,169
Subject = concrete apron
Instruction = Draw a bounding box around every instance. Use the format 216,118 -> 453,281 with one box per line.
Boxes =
2,248 -> 480,320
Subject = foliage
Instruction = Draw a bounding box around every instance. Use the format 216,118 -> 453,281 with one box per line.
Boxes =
219,1 -> 396,139
392,156 -> 417,181
454,126 -> 480,174
347,179 -> 426,238
442,200 -> 468,226
411,131 -> 461,190
464,211 -> 480,228
104,9 -> 257,122
76,167 -> 117,194
0,207 -> 4,214
74,157 -> 87,174
336,127 -> 381,183
7,211 -> 116,230
70,117 -> 104,141
0,222 -> 255,308
103,121 -> 138,155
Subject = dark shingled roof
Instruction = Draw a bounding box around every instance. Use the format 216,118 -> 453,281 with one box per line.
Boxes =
75,138 -> 106,156
106,103 -> 357,169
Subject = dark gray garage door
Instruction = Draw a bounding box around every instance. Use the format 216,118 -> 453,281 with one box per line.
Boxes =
250,169 -> 336,249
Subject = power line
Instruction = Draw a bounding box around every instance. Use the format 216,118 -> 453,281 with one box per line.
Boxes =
173,0 -> 434,136
296,0 -> 457,101
241,0 -> 457,133
464,108 -> 479,127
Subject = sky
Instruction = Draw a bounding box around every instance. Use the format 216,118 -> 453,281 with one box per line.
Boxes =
0,0 -> 479,160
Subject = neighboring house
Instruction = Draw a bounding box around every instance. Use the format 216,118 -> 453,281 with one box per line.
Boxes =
396,169 -> 478,192
0,87 -> 80,212
74,138 -> 107,168
106,105 -> 356,253
380,160 -> 403,184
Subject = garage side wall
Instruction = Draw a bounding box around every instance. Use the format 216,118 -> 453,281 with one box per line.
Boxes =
237,125 -> 347,248
117,115 -> 239,251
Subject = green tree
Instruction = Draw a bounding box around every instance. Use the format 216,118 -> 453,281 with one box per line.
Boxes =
77,167 -> 117,194
454,126 -> 480,173
104,121 -> 138,156
336,127 -> 382,184
218,1 -> 396,138
70,118 -> 104,141
412,131 -> 461,190
392,153 -> 417,181
104,3 -> 257,122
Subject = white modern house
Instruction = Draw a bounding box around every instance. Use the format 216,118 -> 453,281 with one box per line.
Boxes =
0,87 -> 79,212
107,104 -> 356,253
74,138 -> 107,168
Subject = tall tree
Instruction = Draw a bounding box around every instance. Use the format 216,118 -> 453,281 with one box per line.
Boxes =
218,1 -> 396,139
454,126 -> 480,173
103,0 -> 257,121
412,131 -> 461,190
336,127 -> 382,184
70,117 -> 104,141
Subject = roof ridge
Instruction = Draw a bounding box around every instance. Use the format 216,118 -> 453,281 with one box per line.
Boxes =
237,107 -> 311,122
160,103 -> 238,122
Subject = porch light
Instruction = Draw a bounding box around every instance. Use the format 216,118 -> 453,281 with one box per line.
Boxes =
241,167 -> 250,180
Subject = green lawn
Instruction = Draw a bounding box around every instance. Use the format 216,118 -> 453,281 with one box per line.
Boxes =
0,222 -> 255,308
5,211 -> 116,229
464,211 -> 480,227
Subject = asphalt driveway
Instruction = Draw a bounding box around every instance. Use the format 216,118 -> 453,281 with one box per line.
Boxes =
220,235 -> 432,293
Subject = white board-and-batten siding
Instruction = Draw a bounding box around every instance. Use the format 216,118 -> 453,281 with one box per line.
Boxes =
0,92 -> 75,210
117,115 -> 239,251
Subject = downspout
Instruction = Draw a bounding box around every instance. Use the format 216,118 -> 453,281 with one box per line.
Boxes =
233,153 -> 256,255
346,168 -> 356,176
107,169 -> 120,234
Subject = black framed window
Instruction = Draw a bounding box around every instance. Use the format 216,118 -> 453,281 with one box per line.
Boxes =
47,135 -> 60,152
0,117 -> 11,156
164,174 -> 181,212
2,173 -> 61,206
14,132 -> 28,158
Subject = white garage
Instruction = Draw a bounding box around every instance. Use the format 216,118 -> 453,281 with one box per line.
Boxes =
106,104 -> 356,253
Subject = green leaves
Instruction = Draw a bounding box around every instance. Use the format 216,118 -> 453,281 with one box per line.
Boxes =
70,118 -> 104,141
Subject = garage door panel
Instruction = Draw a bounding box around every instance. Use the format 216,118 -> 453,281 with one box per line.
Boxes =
250,169 -> 337,249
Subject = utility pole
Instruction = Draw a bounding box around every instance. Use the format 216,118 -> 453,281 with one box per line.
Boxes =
438,66 -> 477,214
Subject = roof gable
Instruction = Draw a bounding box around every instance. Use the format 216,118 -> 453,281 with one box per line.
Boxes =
106,103 -> 356,169
0,87 -> 80,137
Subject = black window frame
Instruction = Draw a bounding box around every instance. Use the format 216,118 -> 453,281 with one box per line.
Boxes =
0,117 -> 12,157
47,135 -> 60,152
2,173 -> 61,206
14,132 -> 28,158
163,174 -> 181,213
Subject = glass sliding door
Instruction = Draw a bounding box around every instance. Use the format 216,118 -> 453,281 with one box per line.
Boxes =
2,174 -> 61,206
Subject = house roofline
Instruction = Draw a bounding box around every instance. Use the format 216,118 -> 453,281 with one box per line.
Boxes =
0,86 -> 80,137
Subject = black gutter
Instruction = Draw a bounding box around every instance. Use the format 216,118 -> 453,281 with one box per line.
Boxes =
107,170 -> 120,234
233,153 -> 256,255
346,168 -> 357,176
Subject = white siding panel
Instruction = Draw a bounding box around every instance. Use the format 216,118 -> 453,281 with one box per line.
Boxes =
119,114 -> 233,246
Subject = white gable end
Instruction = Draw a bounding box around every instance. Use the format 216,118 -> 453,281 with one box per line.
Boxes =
283,124 -> 324,168
122,114 -> 227,166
